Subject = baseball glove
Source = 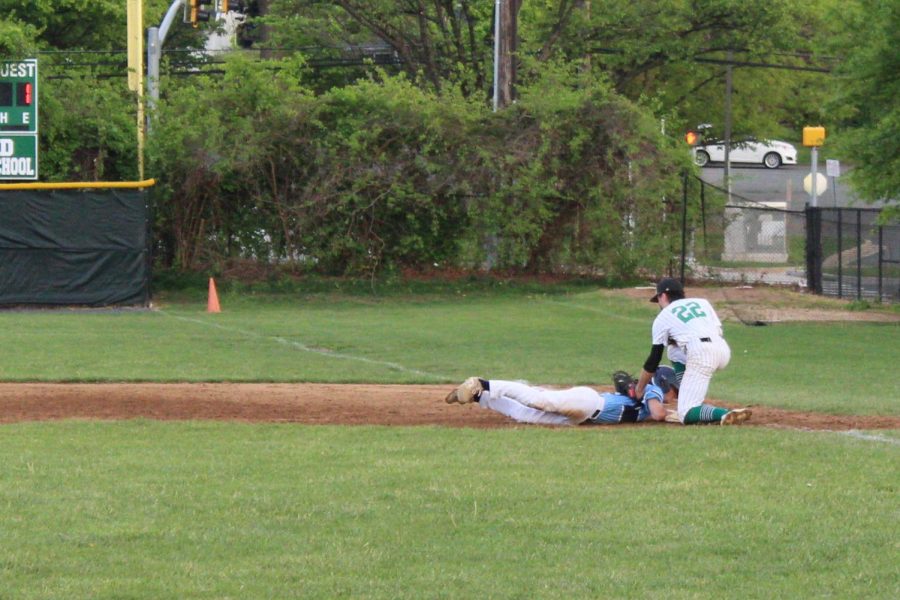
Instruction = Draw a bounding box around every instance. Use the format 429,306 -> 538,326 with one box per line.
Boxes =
612,370 -> 638,400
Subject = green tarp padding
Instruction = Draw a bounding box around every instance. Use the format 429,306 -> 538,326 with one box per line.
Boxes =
0,189 -> 150,306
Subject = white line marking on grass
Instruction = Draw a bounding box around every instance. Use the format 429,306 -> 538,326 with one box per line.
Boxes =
772,426 -> 900,445
161,312 -> 451,381
837,430 -> 900,445
537,299 -> 647,323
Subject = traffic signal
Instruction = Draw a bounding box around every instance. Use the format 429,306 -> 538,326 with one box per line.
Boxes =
684,130 -> 699,146
189,0 -> 212,27
802,126 -> 825,147
217,0 -> 247,12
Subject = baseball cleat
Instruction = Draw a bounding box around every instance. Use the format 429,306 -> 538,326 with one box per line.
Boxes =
445,377 -> 484,404
720,408 -> 752,425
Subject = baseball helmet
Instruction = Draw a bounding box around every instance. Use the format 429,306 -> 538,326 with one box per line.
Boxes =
650,277 -> 684,303
652,366 -> 679,393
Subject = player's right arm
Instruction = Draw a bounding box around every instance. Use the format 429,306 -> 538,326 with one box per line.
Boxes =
634,344 -> 664,398
645,397 -> 667,421
640,384 -> 668,421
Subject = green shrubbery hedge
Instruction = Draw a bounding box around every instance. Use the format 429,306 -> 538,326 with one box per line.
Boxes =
42,56 -> 692,278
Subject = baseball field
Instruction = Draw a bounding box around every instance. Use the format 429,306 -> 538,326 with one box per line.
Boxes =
1,279 -> 898,598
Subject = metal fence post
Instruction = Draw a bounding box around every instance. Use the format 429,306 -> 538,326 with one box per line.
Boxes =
805,205 -> 817,294
856,209 -> 862,300
700,179 -> 707,256
681,171 -> 688,283
877,225 -> 883,303
837,208 -> 843,298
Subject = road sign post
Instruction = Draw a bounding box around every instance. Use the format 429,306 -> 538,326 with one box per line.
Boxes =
826,159 -> 841,207
0,59 -> 38,180
811,146 -> 818,207
802,126 -> 825,207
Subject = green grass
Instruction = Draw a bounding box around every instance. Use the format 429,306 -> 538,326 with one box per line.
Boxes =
1,281 -> 897,598
0,284 -> 896,414
721,321 -> 898,413
1,422 -> 897,599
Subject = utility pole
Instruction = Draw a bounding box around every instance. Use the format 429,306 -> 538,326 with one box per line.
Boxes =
493,0 -> 520,111
492,0 -> 501,111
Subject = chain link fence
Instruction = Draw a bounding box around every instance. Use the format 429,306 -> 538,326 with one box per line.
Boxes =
806,207 -> 900,302
683,175 -> 808,286
678,175 -> 898,302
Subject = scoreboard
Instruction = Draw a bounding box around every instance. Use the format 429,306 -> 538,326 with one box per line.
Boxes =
0,59 -> 38,180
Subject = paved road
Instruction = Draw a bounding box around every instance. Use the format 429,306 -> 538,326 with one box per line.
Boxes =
697,164 -> 880,211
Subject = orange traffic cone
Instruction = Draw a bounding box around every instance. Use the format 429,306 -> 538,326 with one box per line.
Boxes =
207,277 -> 221,313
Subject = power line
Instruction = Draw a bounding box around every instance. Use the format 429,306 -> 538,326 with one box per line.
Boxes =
590,47 -> 833,73
692,56 -> 830,73
38,45 -> 834,72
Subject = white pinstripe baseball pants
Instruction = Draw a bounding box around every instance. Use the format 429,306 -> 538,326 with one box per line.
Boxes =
479,380 -> 602,425
676,336 -> 731,421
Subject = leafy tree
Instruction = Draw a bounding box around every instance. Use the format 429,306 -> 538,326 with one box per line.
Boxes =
39,71 -> 139,181
462,60 -> 686,275
0,17 -> 39,57
826,0 -> 899,216
265,0 -> 496,97
0,0 -> 180,51
521,0 -> 840,141
269,0 -> 835,140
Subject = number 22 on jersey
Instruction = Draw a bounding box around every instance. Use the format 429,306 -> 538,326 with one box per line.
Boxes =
671,301 -> 706,323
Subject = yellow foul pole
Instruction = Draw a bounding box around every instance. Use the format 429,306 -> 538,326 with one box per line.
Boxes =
127,0 -> 144,180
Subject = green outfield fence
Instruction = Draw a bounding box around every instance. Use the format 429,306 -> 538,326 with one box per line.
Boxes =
0,179 -> 155,307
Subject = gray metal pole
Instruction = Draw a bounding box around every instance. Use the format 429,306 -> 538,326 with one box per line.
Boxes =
723,50 -> 733,203
158,0 -> 186,43
680,172 -> 688,283
877,225 -> 883,302
810,146 -> 819,207
837,208 -> 843,297
147,27 -> 160,117
146,0 -> 187,129
856,209 -> 862,300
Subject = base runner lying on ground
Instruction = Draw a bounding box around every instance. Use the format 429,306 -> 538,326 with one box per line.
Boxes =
444,366 -> 751,426
444,372 -> 670,426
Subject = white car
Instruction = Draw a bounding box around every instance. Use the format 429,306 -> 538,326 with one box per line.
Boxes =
692,138 -> 798,169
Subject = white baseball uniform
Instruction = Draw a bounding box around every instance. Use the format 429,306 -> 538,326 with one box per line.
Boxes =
651,297 -> 731,420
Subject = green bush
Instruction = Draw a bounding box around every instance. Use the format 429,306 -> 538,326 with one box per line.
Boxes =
140,57 -> 688,278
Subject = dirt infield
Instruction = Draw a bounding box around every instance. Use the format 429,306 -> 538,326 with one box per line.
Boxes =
607,285 -> 900,324
1,383 -> 898,430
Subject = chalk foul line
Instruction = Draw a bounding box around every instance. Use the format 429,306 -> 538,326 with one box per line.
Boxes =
161,311 -> 450,382
837,430 -> 900,445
